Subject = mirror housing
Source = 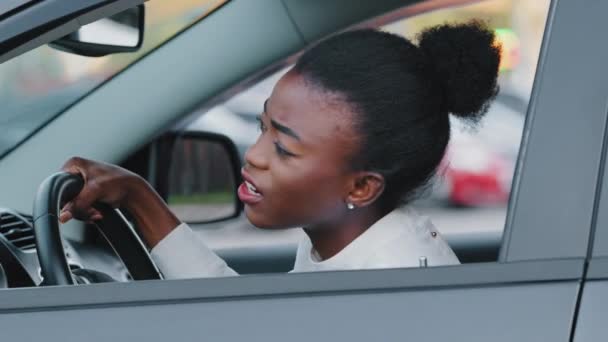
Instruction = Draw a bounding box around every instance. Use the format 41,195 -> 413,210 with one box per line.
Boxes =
49,5 -> 144,57
162,132 -> 243,224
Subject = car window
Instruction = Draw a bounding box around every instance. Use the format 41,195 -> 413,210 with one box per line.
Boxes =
0,0 -> 227,158
176,0 -> 551,265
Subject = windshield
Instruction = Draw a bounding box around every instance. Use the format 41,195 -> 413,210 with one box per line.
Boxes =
0,0 -> 227,158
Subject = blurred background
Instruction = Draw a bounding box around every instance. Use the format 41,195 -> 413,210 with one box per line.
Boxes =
0,0 -> 551,252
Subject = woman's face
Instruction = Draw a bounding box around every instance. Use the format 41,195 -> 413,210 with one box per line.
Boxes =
238,70 -> 360,229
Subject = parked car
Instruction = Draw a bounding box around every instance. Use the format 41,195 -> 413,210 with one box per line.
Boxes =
438,93 -> 525,206
0,1 -> 607,342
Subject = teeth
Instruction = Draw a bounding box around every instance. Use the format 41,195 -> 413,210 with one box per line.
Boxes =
245,181 -> 260,195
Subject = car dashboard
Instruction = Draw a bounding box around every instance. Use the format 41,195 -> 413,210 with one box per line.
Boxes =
0,208 -> 129,288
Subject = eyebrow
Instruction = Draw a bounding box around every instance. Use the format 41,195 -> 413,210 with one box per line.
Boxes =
264,99 -> 301,141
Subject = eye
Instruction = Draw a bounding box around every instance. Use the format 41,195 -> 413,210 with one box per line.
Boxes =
273,140 -> 294,158
256,115 -> 267,133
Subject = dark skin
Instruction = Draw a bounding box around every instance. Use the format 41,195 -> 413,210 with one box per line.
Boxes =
60,69 -> 388,260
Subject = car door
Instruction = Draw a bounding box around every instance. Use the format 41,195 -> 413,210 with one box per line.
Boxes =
574,144 -> 608,342
573,104 -> 608,341
0,0 -> 605,341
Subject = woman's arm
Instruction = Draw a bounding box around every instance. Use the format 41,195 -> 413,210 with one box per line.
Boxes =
59,157 -> 238,278
59,157 -> 178,248
121,177 -> 180,248
149,222 -> 238,278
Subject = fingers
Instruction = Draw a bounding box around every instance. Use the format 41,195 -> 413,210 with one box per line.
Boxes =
61,156 -> 90,181
91,212 -> 103,221
58,156 -> 129,224
60,205 -> 103,224
59,178 -> 102,222
89,207 -> 103,221
59,208 -> 73,223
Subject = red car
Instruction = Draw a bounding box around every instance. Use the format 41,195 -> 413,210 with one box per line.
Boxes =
433,94 -> 525,207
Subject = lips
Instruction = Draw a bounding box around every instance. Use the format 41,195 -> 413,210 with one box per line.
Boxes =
238,170 -> 263,205
244,180 -> 261,195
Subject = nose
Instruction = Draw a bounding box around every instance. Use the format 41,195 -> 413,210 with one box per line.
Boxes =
244,136 -> 269,171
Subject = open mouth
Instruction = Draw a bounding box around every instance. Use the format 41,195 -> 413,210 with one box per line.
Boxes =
238,171 -> 264,205
244,180 -> 261,196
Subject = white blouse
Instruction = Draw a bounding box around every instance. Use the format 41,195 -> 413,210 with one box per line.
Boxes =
150,206 -> 460,279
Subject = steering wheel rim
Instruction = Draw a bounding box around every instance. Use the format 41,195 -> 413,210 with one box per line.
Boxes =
32,172 -> 161,286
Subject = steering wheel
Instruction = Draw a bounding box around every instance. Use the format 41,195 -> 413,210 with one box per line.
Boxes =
32,172 -> 161,285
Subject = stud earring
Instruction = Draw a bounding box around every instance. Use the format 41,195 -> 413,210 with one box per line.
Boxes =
347,203 -> 355,210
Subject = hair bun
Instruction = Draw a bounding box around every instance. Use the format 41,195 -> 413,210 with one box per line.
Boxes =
418,20 -> 501,122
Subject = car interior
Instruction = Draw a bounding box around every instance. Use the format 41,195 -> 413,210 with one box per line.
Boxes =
0,0 -> 541,288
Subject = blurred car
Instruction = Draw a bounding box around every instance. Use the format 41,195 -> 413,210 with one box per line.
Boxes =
435,94 -> 525,206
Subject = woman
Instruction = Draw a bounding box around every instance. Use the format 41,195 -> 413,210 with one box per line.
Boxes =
60,21 -> 500,278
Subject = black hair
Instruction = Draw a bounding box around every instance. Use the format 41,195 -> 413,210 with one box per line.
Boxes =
294,20 -> 501,208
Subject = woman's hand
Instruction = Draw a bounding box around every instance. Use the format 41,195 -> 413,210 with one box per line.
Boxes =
60,157 -> 180,248
59,157 -> 142,223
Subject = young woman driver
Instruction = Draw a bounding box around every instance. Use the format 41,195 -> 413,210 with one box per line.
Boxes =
59,21 -> 501,278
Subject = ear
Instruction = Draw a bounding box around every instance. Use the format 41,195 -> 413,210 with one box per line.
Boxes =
345,172 -> 385,208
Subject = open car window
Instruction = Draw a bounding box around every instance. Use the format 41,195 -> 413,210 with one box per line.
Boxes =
172,0 -> 551,270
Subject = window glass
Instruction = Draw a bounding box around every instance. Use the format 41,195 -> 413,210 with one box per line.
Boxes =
181,0 -> 551,265
168,137 -> 237,223
382,0 -> 549,260
0,0 -> 227,158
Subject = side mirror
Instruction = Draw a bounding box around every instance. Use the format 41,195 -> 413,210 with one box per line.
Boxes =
165,132 -> 243,224
49,5 -> 145,57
